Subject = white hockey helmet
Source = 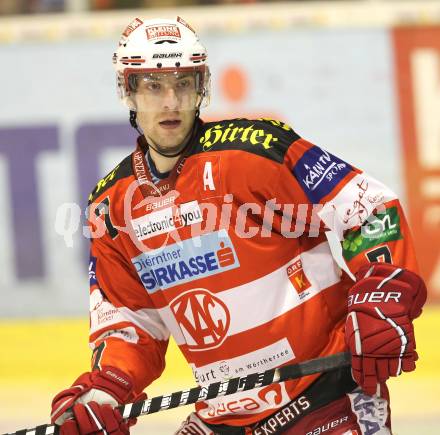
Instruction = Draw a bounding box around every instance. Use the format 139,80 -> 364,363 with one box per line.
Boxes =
113,16 -> 210,111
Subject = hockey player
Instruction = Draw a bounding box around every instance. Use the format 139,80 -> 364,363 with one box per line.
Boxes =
50,17 -> 427,434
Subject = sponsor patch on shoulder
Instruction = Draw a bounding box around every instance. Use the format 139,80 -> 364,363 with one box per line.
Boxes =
292,145 -> 352,202
89,289 -> 124,334
89,256 -> 98,286
342,206 -> 401,261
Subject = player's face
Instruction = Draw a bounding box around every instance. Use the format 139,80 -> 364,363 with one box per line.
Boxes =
133,72 -> 199,154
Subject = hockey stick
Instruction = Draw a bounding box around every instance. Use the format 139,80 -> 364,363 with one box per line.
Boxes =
7,351 -> 350,435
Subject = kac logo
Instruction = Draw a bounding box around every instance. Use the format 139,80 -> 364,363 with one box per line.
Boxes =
171,288 -> 230,351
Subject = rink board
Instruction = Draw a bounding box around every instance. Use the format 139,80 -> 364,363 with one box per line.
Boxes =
0,4 -> 440,433
1,24 -> 440,321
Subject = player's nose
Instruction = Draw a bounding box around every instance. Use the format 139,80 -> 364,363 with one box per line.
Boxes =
162,86 -> 179,111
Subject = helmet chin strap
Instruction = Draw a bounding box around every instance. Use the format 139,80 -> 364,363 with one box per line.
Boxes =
129,108 -> 200,159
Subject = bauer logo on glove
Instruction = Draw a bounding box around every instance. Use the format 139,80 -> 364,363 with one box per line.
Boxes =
345,262 -> 427,396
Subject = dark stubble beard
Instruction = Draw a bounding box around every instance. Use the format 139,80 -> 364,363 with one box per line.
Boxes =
149,139 -> 189,157
146,125 -> 194,157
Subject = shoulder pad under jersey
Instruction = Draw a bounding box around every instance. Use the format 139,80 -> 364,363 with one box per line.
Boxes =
88,154 -> 133,205
196,118 -> 300,162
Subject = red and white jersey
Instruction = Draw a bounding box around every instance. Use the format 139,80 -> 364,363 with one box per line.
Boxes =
86,118 -> 418,426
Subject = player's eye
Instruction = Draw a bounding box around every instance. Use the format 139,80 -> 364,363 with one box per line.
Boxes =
177,78 -> 194,90
147,82 -> 161,91
177,79 -> 190,88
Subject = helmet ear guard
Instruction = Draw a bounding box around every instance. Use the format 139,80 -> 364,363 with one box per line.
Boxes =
127,74 -> 138,93
129,110 -> 139,131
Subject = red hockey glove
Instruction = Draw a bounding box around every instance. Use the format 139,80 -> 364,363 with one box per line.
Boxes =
345,262 -> 427,395
57,402 -> 130,435
51,366 -> 144,433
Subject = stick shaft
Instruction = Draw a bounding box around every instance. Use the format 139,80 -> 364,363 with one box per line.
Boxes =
7,352 -> 350,435
119,352 -> 350,418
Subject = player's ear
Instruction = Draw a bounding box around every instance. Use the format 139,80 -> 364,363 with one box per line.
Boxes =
127,96 -> 137,111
